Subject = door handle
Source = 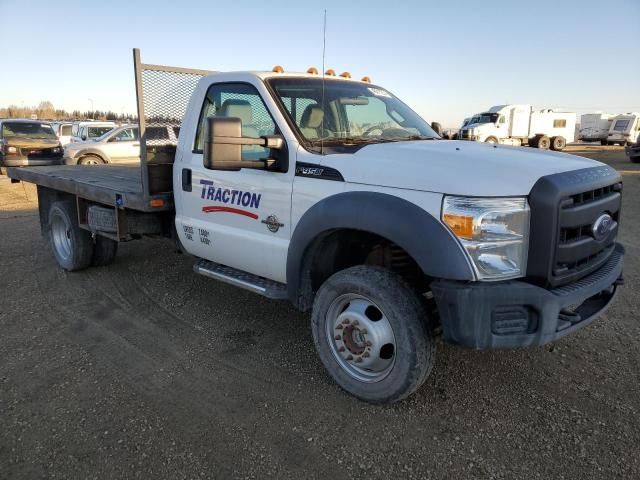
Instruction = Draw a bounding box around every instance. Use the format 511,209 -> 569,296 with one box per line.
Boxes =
182,168 -> 192,192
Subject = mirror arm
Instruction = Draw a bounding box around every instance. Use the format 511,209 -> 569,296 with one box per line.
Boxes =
211,135 -> 284,150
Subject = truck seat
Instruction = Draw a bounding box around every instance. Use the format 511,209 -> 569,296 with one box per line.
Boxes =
300,104 -> 326,139
219,99 -> 259,138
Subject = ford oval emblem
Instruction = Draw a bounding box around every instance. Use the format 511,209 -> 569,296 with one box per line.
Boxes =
592,213 -> 613,241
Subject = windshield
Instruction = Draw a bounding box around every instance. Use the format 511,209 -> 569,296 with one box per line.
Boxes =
613,119 -> 630,132
474,113 -> 499,125
268,78 -> 438,149
2,122 -> 57,140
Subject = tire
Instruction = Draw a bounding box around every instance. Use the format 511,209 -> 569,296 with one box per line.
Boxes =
485,136 -> 498,144
537,135 -> 550,149
79,155 -> 104,165
48,201 -> 94,271
601,139 -> 608,146
311,265 -> 435,403
551,136 -> 566,151
91,235 -> 118,266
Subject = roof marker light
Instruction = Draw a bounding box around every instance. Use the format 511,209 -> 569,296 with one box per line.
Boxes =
307,67 -> 318,74
272,65 -> 284,73
361,76 -> 371,83
339,71 -> 351,79
325,69 -> 336,76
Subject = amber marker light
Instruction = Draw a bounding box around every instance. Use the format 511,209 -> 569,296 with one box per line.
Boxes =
442,213 -> 474,239
340,71 -> 351,78
272,65 -> 284,73
150,198 -> 165,208
361,76 -> 371,83
307,67 -> 318,74
325,69 -> 336,76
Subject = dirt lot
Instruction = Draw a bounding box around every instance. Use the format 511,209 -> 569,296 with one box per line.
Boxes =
1,145 -> 639,479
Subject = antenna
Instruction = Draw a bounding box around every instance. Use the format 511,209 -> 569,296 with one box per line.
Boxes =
321,9 -> 327,154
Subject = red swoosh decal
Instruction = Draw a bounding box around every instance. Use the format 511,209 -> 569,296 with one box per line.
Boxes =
202,206 -> 259,219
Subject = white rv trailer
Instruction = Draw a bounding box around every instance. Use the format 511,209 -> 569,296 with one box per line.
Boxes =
607,113 -> 640,146
459,104 -> 576,150
579,113 -> 614,144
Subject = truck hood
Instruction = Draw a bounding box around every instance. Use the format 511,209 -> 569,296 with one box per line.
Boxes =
321,140 -> 603,196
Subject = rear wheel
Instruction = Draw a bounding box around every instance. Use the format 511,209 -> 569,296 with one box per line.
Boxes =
48,201 -> 94,271
537,135 -> 551,149
311,265 -> 435,403
91,236 -> 118,266
551,136 -> 566,151
79,155 -> 104,165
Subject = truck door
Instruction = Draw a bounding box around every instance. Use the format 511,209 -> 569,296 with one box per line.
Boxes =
106,127 -> 140,162
176,81 -> 293,283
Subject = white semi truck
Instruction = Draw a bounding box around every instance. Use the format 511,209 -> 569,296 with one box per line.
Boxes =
7,50 -> 624,403
459,104 -> 576,150
607,113 -> 640,146
579,113 -> 614,145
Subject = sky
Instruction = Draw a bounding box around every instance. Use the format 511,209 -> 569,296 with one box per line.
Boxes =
1,0 -> 639,127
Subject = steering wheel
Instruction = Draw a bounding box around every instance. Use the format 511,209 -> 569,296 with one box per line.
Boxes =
361,125 -> 385,137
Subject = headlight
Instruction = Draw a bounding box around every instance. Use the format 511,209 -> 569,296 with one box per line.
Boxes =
442,196 -> 530,281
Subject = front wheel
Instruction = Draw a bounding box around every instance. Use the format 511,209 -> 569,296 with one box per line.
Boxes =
311,266 -> 435,403
485,136 -> 498,144
79,155 -> 104,165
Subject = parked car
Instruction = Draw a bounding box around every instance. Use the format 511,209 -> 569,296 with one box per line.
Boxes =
50,122 -> 74,145
70,121 -> 116,143
63,124 -> 178,165
625,136 -> 640,163
0,119 -> 63,166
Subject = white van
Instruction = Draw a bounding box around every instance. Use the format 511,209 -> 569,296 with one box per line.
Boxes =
50,122 -> 74,145
607,113 -> 640,146
70,121 -> 116,143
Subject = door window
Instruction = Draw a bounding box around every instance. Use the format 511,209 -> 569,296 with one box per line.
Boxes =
113,128 -> 138,141
61,124 -> 72,136
194,83 -> 277,160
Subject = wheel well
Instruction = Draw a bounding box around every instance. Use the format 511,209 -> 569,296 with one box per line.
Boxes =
298,229 -> 428,311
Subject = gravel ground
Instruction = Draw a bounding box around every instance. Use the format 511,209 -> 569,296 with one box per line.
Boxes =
1,145 -> 639,479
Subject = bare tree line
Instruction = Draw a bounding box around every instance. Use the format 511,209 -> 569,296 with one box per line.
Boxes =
0,101 -> 136,122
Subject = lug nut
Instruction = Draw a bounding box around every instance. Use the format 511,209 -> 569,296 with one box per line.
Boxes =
363,352 -> 370,358
342,319 -> 350,324
338,346 -> 345,352
336,324 -> 343,330
355,357 -> 363,363
335,335 -> 341,340
353,320 -> 359,325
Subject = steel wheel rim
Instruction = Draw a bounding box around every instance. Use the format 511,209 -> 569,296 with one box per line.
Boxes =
84,158 -> 99,165
51,211 -> 72,261
325,294 -> 396,383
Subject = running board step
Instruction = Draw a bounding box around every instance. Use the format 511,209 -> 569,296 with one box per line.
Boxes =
193,259 -> 288,300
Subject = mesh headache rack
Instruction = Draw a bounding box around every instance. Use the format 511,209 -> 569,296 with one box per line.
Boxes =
133,48 -> 213,207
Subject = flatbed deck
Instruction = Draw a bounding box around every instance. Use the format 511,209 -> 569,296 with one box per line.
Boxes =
6,165 -> 173,212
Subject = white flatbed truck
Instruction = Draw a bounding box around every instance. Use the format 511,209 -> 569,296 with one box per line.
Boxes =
7,50 -> 624,403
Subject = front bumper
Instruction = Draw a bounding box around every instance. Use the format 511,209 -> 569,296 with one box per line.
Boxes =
1,156 -> 63,167
432,244 -> 624,349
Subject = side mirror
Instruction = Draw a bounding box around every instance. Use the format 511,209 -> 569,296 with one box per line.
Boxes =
431,122 -> 442,136
203,117 -> 285,171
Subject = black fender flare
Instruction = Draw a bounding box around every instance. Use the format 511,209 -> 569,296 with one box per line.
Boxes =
286,191 -> 475,307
